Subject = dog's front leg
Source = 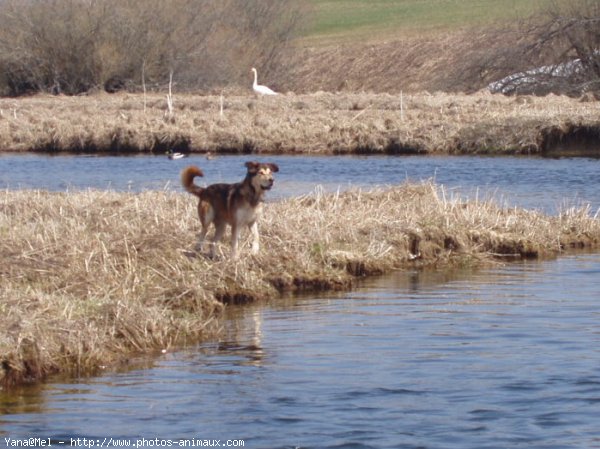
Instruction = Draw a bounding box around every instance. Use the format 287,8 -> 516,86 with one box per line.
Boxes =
230,223 -> 240,259
249,221 -> 259,255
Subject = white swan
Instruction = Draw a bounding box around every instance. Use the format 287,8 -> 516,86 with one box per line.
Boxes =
251,68 -> 277,96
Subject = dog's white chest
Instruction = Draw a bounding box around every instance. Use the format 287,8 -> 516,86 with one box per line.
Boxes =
235,202 -> 262,225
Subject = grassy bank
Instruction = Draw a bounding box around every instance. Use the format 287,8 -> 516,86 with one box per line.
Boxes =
2,184 -> 599,388
1,92 -> 599,156
306,0 -> 560,44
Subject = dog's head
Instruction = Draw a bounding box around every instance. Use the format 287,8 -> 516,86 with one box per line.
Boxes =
245,161 -> 279,191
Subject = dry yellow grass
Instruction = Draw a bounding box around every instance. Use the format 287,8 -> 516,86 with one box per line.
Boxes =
1,91 -> 598,156
2,183 -> 599,388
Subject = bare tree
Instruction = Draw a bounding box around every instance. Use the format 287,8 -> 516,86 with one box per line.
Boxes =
530,0 -> 600,94
444,0 -> 600,96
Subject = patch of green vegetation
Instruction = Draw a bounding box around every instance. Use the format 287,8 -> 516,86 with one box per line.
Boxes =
306,0 -> 567,41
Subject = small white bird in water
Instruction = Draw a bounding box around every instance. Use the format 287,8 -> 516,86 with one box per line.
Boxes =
166,150 -> 187,160
251,67 -> 277,96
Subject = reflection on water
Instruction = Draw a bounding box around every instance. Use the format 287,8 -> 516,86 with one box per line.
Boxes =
1,153 -> 599,213
2,254 -> 600,449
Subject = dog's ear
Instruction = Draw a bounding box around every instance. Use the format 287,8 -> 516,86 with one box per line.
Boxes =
266,163 -> 279,173
245,161 -> 260,174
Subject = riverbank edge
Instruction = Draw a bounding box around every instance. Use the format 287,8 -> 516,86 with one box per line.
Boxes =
1,92 -> 599,157
2,185 -> 600,390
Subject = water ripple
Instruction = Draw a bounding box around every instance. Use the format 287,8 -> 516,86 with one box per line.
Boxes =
2,254 -> 600,449
2,153 -> 600,213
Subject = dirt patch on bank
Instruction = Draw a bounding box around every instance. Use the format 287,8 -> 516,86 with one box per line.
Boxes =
539,123 -> 600,158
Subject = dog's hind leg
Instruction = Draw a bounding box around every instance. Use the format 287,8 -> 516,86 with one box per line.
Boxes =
196,225 -> 209,253
196,202 -> 213,254
210,222 -> 226,259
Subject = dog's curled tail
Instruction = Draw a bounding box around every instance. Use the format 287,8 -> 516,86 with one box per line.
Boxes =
181,165 -> 204,197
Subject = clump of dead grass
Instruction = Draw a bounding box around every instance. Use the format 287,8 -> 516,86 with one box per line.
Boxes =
262,183 -> 600,281
0,189 -> 224,387
1,183 -> 599,388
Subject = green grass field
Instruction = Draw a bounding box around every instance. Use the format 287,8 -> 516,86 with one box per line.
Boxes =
306,0 -> 566,43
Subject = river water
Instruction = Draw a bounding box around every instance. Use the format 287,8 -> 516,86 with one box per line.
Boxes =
1,154 -> 600,448
1,153 -> 599,213
2,254 -> 600,448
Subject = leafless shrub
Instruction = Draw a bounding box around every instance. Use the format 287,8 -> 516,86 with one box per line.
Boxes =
0,0 -> 310,96
528,0 -> 600,95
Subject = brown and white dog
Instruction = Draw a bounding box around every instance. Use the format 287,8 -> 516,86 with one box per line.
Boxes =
181,161 -> 279,258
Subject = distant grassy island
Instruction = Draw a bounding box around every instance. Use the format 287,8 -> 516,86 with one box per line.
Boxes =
0,91 -> 598,157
